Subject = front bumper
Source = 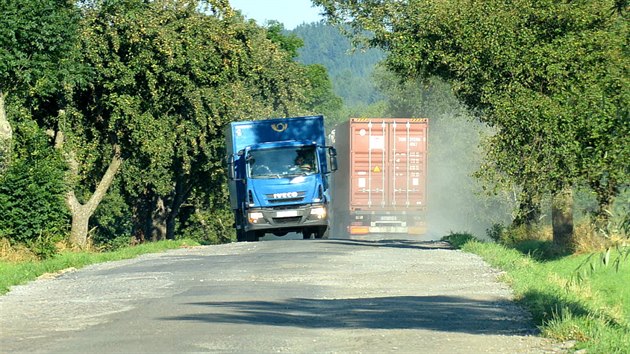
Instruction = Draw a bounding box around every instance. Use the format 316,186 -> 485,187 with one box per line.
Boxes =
245,204 -> 328,232
348,225 -> 427,235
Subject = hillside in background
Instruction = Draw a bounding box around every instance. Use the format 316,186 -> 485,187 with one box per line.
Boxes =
291,22 -> 384,107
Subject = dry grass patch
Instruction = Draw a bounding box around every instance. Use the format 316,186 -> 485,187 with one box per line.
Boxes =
0,238 -> 39,262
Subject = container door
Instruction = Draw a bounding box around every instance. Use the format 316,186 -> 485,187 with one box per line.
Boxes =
388,120 -> 427,209
350,121 -> 388,209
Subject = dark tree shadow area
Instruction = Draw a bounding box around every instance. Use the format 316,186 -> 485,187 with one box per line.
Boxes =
162,296 -> 539,335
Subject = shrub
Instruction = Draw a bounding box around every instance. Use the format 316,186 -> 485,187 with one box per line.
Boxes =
486,222 -> 551,246
0,123 -> 69,258
97,235 -> 135,252
442,232 -> 478,248
177,206 -> 235,244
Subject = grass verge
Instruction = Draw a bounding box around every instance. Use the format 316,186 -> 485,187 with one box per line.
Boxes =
443,233 -> 630,353
0,239 -> 199,295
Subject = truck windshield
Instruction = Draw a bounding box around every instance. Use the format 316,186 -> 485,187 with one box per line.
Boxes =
248,146 -> 318,178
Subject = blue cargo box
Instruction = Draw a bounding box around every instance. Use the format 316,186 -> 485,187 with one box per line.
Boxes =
225,115 -> 326,156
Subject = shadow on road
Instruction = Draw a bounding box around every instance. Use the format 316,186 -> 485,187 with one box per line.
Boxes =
322,238 -> 454,251
162,295 -> 537,335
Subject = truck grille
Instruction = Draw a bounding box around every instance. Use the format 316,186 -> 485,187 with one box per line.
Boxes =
269,197 -> 303,203
272,216 -> 302,224
266,191 -> 306,203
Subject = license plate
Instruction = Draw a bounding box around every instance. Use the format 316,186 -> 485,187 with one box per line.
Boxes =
276,210 -> 298,217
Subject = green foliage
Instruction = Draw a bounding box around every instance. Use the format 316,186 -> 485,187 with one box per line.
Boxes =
315,0 -> 629,247
0,0 -> 81,96
485,223 -> 538,246
486,223 -> 568,259
91,183 -> 133,247
597,189 -> 630,240
441,232 -> 478,248
96,235 -> 135,252
459,239 -> 630,352
0,118 -> 69,257
303,64 -> 343,119
69,0 -> 317,241
265,21 -> 304,59
178,205 -> 235,244
1,0 -> 345,246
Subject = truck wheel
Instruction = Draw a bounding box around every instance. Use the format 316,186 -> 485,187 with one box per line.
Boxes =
302,229 -> 313,239
244,231 -> 258,242
235,212 -> 247,242
315,226 -> 329,239
236,229 -> 246,242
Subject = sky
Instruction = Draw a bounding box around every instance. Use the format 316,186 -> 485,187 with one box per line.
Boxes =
228,0 -> 324,30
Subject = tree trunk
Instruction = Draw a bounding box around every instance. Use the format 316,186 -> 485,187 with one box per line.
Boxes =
165,175 -> 189,240
64,142 -> 123,249
68,201 -> 91,248
0,91 -> 13,174
152,196 -> 168,241
551,187 -> 575,251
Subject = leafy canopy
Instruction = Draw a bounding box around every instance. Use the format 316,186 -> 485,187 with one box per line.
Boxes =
315,0 -> 629,205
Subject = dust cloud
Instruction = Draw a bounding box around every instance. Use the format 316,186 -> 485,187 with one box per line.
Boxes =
425,114 -> 513,240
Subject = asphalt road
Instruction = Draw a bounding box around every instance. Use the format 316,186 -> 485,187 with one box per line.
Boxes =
0,235 -> 555,353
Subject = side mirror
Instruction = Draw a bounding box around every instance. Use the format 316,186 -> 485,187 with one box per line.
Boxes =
227,154 -> 236,180
328,147 -> 338,172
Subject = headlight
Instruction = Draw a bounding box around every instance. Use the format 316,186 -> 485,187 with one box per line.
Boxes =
310,206 -> 327,219
248,212 -> 264,223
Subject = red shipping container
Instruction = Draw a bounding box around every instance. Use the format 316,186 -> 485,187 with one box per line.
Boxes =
331,118 -> 428,235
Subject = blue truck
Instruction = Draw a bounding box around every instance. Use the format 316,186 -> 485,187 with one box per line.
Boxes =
225,115 -> 337,242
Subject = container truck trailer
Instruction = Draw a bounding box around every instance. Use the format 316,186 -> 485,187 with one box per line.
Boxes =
331,118 -> 428,236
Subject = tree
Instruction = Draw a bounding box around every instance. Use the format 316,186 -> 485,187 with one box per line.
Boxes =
74,0 -> 316,244
265,21 -> 304,59
303,64 -> 343,127
314,0 -> 629,249
0,0 -> 80,174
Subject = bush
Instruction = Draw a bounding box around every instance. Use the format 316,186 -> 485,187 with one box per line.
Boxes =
442,232 -> 479,248
0,123 -> 69,258
486,223 -> 505,243
97,235 -> 135,252
177,206 -> 235,244
486,222 -> 551,246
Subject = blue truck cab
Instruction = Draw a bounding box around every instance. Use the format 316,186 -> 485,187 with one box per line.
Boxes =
225,115 -> 337,242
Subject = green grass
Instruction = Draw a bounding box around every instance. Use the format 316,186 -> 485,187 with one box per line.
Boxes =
443,233 -> 630,353
0,239 -> 199,295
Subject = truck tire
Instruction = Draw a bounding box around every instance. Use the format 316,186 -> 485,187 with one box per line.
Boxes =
302,229 -> 313,239
236,229 -> 246,242
235,213 -> 247,242
244,231 -> 258,242
315,226 -> 329,239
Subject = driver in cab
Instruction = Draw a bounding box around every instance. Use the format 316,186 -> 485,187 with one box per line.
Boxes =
294,155 -> 312,172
